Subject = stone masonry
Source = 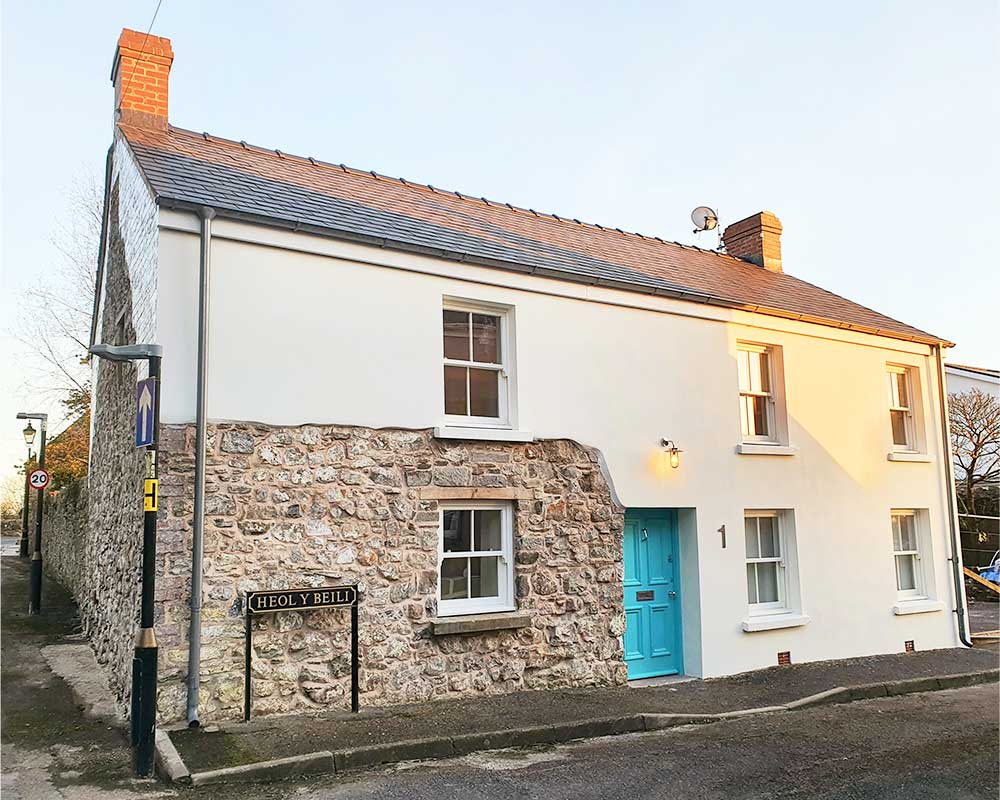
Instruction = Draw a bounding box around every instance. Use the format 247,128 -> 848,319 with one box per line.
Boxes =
42,481 -> 88,599
154,422 -> 627,722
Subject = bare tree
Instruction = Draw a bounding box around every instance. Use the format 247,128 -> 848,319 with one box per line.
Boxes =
950,388 -> 1000,519
11,171 -> 102,406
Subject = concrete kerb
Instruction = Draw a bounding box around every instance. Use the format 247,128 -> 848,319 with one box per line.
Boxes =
182,667 -> 1000,785
189,751 -> 335,786
154,729 -> 190,784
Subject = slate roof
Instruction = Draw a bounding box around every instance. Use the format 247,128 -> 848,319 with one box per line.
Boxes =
119,123 -> 950,346
946,363 -> 999,378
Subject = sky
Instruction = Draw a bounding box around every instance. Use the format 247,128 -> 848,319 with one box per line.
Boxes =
1,1 -> 997,490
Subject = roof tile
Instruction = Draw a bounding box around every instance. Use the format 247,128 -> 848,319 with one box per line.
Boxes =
119,124 -> 948,346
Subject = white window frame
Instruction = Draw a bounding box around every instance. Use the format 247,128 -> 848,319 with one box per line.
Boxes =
887,365 -> 917,452
737,343 -> 778,444
891,510 -> 926,600
442,300 -> 512,429
437,502 -> 515,617
744,511 -> 789,615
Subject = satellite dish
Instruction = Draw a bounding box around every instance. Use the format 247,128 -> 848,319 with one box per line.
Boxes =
691,206 -> 718,232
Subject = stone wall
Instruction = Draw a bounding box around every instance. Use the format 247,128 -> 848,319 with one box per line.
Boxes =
61,134 -> 161,717
155,421 -> 626,722
42,481 -> 89,598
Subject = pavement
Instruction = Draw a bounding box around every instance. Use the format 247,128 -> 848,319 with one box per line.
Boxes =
170,644 -> 998,780
2,555 -> 998,797
0,557 -> 146,799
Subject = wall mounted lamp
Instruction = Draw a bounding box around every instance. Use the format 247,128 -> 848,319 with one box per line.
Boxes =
661,439 -> 683,469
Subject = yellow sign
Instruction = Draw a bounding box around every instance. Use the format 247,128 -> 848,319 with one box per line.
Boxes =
143,479 -> 158,512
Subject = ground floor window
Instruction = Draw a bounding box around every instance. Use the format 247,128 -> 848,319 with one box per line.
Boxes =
745,512 -> 784,611
438,503 -> 514,616
744,510 -> 801,617
890,509 -> 934,601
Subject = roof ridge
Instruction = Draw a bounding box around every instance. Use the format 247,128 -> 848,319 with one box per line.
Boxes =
154,123 -> 749,268
945,363 -> 999,376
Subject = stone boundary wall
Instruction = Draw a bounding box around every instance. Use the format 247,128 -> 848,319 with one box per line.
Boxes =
42,481 -> 89,598
72,158 -> 159,718
154,421 -> 627,722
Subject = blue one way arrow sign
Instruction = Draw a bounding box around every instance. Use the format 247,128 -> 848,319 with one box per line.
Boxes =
135,377 -> 156,448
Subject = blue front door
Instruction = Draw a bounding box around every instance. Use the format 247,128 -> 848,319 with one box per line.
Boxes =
623,510 -> 682,679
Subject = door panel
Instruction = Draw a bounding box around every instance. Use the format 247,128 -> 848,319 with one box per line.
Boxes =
623,608 -> 643,661
623,510 -> 682,679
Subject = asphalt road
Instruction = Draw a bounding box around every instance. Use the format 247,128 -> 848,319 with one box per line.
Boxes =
2,554 -> 997,799
288,685 -> 999,800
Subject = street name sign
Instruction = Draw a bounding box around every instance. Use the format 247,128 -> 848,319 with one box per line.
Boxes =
135,378 -> 156,448
246,585 -> 358,614
28,468 -> 50,491
243,584 -> 360,721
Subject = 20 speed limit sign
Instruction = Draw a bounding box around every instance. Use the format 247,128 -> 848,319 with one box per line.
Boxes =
28,468 -> 50,491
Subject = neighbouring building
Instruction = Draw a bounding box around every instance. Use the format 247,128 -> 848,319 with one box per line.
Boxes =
63,29 -> 970,725
945,363 -> 1000,400
944,363 -> 1000,568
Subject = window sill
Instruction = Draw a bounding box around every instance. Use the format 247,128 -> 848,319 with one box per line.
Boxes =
735,443 -> 798,456
429,610 -> 530,636
434,426 -> 534,443
892,599 -> 945,616
742,613 -> 810,632
886,452 -> 932,463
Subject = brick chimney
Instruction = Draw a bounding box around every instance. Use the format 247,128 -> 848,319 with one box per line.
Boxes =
722,211 -> 783,273
111,29 -> 173,129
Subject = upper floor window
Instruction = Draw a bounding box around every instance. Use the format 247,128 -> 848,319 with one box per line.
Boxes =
886,366 -> 916,451
443,303 -> 510,426
738,343 -> 779,442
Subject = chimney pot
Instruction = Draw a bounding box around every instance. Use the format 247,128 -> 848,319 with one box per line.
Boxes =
111,28 -> 173,129
722,211 -> 783,273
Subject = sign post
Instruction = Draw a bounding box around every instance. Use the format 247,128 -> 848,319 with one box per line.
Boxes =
17,412 -> 47,615
243,585 -> 360,721
88,342 -> 163,779
133,357 -> 161,778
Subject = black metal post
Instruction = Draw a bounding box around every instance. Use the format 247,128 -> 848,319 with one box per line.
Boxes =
244,608 -> 252,722
19,453 -> 31,558
132,355 -> 161,777
28,427 -> 46,615
351,601 -> 359,713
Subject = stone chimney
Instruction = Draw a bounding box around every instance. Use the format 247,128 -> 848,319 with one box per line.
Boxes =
111,29 -> 173,129
722,211 -> 783,273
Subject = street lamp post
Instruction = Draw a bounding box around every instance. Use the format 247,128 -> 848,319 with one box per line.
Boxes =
17,413 -> 47,614
88,343 -> 162,778
20,423 -> 36,559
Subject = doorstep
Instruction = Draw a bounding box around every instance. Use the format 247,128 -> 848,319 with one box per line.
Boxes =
167,647 -> 999,784
627,674 -> 695,688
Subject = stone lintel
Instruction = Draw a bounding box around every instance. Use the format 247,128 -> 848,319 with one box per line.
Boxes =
430,612 -> 533,636
417,487 -> 535,501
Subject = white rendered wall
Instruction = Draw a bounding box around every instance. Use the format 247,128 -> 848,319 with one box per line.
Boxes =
157,214 -> 962,676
